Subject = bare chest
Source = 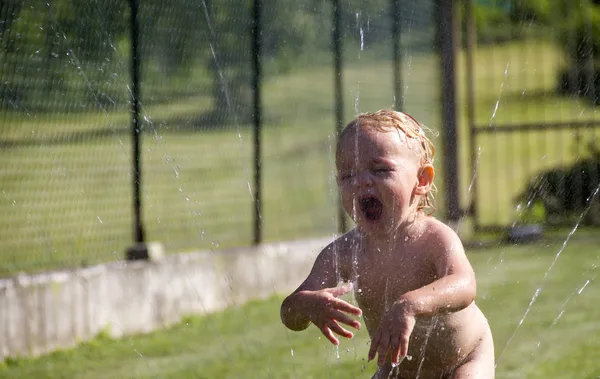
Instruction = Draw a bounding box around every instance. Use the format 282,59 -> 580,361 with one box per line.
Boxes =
349,249 -> 436,324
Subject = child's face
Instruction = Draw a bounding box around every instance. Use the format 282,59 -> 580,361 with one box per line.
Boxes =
336,125 -> 431,235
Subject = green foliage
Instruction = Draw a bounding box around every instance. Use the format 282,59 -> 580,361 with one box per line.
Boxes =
516,201 -> 546,224
0,0 -> 337,118
507,0 -> 553,24
517,143 -> 600,226
471,2 -> 515,44
554,1 -> 600,103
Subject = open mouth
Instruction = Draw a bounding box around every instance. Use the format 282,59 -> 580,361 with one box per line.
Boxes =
359,196 -> 383,221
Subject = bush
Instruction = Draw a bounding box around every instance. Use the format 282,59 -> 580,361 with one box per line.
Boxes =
555,1 -> 600,103
517,144 -> 600,226
557,67 -> 600,105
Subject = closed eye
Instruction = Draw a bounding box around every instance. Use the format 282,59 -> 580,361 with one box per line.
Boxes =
339,171 -> 355,180
373,167 -> 392,175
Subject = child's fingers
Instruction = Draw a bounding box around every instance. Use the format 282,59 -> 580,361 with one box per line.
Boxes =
390,335 -> 402,365
377,334 -> 390,366
330,298 -> 362,316
400,335 -> 410,358
319,325 -> 340,345
397,322 -> 413,358
330,309 -> 361,329
326,284 -> 353,298
368,330 -> 382,361
327,319 -> 354,339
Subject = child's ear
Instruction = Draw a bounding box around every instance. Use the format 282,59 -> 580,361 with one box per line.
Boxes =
415,164 -> 434,195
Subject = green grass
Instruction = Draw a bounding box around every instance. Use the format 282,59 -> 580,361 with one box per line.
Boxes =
2,235 -> 599,378
456,39 -> 600,226
2,37 -> 600,274
0,48 -> 440,274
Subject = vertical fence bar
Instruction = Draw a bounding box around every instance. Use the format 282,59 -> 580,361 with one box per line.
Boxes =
126,0 -> 147,259
391,0 -> 403,110
130,0 -> 144,244
252,0 -> 263,244
465,0 -> 478,228
437,0 -> 461,225
333,0 -> 347,234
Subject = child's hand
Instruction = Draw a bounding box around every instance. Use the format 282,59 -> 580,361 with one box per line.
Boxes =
368,299 -> 416,366
300,284 -> 362,345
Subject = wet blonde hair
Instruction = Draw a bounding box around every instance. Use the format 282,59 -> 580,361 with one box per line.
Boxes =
337,109 -> 437,212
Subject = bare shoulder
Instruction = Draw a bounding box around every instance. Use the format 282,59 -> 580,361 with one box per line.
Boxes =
419,216 -> 464,254
418,217 -> 473,277
328,228 -> 362,280
299,228 -> 361,289
330,228 -> 361,254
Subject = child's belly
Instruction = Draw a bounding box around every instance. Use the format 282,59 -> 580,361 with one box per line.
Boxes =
365,303 -> 490,377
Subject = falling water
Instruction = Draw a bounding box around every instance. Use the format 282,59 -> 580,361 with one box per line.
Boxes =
489,63 -> 510,125
498,184 -> 600,362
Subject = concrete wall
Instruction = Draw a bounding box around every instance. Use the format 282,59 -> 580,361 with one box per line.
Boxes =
0,237 -> 330,361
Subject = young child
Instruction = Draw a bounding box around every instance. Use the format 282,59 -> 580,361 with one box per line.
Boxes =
280,110 -> 494,378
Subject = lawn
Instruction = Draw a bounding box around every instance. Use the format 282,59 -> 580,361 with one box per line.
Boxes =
2,235 -> 599,378
2,37 -> 600,274
456,39 -> 600,227
0,47 -> 440,274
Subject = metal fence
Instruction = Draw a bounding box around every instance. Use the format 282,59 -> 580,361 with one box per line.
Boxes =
459,0 -> 600,231
0,0 -> 443,275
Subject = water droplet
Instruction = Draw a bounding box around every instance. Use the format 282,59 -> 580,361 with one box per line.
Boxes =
578,279 -> 590,295
360,28 -> 364,51
97,216 -> 103,224
406,355 -> 412,361
357,288 -> 362,293
290,349 -> 294,357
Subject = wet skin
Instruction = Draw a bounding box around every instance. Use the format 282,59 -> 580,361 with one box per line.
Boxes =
281,125 -> 494,378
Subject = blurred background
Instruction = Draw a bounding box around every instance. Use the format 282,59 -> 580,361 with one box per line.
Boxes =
2,0 -> 443,274
2,0 -> 599,274
2,0 -> 600,378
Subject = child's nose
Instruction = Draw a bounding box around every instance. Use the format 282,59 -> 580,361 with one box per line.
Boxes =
354,171 -> 373,188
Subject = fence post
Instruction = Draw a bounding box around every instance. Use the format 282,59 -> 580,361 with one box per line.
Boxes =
252,0 -> 263,245
332,0 -> 347,235
126,0 -> 148,260
437,0 -> 461,227
465,0 -> 478,229
391,0 -> 403,110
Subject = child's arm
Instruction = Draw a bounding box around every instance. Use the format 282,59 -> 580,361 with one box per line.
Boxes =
369,222 -> 476,365
280,239 -> 362,345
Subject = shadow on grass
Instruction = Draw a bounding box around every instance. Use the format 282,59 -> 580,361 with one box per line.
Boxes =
0,110 -> 256,149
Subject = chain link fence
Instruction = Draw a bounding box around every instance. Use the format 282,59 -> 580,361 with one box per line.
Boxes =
460,0 -> 600,230
0,0 -> 441,275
